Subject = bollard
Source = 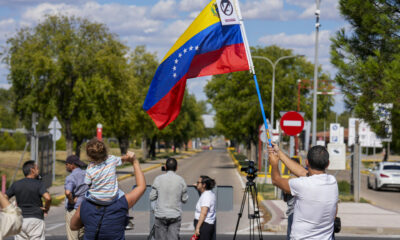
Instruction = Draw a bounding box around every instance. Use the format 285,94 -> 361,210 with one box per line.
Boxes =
1,175 -> 6,194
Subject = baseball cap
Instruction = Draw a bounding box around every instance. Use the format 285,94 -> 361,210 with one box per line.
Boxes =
65,155 -> 86,167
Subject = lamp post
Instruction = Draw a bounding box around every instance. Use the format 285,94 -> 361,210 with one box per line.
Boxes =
312,0 -> 321,146
253,55 -> 304,130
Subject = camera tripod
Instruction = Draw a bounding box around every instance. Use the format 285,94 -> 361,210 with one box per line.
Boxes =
233,178 -> 263,240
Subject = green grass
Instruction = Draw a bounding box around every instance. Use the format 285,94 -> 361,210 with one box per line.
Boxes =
257,183 -> 277,200
337,180 -> 370,203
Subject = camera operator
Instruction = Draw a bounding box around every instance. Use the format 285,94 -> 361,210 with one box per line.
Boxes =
149,158 -> 188,240
268,144 -> 338,240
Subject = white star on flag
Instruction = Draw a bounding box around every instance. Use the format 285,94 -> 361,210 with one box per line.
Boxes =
179,53 -> 182,58
184,49 -> 187,53
189,46 -> 193,51
173,73 -> 177,78
173,66 -> 176,71
195,46 -> 199,50
175,59 -> 178,64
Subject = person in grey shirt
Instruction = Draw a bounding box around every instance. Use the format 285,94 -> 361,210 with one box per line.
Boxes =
149,158 -> 188,240
64,155 -> 88,240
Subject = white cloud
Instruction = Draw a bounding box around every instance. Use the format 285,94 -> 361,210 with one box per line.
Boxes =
241,0 -> 296,20
150,0 -> 178,20
0,0 -> 85,6
0,83 -> 11,89
0,19 -> 17,42
288,0 -> 342,20
179,0 -> 208,12
259,30 -> 331,48
21,2 -> 161,35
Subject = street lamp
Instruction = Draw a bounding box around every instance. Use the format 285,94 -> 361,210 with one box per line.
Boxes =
253,55 -> 304,129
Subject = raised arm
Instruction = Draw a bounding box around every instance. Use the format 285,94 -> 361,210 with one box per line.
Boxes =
124,152 -> 146,208
273,143 -> 307,177
0,192 -> 10,209
269,149 -> 291,194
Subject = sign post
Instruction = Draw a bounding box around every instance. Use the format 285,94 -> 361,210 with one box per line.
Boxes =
48,116 -> 62,182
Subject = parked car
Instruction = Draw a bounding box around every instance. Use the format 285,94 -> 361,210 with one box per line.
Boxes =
367,162 -> 400,190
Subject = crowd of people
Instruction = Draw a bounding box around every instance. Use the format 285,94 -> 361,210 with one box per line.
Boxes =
1,138 -> 217,240
0,137 -> 339,240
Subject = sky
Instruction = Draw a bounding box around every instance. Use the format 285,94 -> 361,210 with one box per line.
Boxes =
0,0 -> 348,116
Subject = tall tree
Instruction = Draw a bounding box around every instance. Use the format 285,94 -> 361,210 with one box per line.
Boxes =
205,45 -> 333,148
331,0 -> 400,152
3,15 -> 130,155
128,46 -> 159,158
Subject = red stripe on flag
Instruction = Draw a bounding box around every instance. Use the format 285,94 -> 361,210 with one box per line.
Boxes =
146,76 -> 188,129
187,43 -> 249,78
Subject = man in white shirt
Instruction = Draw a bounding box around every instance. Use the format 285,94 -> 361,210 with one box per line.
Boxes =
268,144 -> 338,240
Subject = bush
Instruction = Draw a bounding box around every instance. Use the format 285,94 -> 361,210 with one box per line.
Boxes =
56,135 -> 66,150
0,132 -> 16,151
338,180 -> 351,194
14,132 -> 27,150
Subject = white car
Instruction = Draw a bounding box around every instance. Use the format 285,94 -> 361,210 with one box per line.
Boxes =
367,162 -> 400,190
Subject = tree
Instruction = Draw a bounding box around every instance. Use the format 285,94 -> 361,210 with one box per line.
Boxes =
128,46 -> 159,158
331,0 -> 400,152
158,92 -> 206,153
0,89 -> 17,129
205,45 -> 333,149
3,15 -> 130,156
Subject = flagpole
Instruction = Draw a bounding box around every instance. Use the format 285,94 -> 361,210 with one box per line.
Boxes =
233,0 -> 272,146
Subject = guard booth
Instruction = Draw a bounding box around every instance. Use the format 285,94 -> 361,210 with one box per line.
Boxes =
132,185 -> 233,233
38,134 -> 53,188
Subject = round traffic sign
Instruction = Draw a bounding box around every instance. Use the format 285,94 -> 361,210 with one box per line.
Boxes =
280,111 -> 304,136
50,129 -> 62,141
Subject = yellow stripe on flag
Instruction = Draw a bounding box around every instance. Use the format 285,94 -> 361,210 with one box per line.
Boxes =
161,0 -> 220,63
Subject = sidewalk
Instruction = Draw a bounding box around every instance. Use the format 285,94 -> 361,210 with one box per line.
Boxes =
262,199 -> 400,236
48,150 -> 200,201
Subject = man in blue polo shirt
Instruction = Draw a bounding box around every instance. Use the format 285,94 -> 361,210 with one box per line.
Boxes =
64,155 -> 88,240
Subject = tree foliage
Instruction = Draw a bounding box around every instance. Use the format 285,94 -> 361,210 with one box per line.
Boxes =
3,15 -> 130,155
331,0 -> 400,152
205,45 -> 333,146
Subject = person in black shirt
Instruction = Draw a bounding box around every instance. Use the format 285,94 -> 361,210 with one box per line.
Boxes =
6,160 -> 52,240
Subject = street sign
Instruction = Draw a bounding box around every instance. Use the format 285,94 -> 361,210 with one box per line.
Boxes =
51,129 -> 62,141
48,116 -> 61,130
327,143 -> 346,170
216,0 -> 240,26
330,123 -> 341,143
280,111 -> 304,136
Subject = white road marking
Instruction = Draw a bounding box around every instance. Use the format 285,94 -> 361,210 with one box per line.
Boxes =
46,223 -> 65,231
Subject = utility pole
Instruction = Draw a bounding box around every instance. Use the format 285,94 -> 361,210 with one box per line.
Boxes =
353,120 -> 360,202
312,0 -> 321,146
30,113 -> 38,163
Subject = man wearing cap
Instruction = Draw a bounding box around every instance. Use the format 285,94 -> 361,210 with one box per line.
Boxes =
64,155 -> 88,240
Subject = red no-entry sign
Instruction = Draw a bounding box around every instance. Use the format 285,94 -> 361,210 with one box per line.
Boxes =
280,111 -> 304,136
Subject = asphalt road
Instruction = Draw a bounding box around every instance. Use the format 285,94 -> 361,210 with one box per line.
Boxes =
118,145 -> 254,235
332,169 -> 400,212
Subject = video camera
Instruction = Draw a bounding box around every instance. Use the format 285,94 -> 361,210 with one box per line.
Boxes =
240,160 -> 258,181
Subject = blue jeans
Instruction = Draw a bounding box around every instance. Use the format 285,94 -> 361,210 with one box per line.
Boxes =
287,213 -> 293,240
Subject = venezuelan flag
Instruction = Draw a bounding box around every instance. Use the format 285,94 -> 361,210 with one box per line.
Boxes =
143,0 -> 249,129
